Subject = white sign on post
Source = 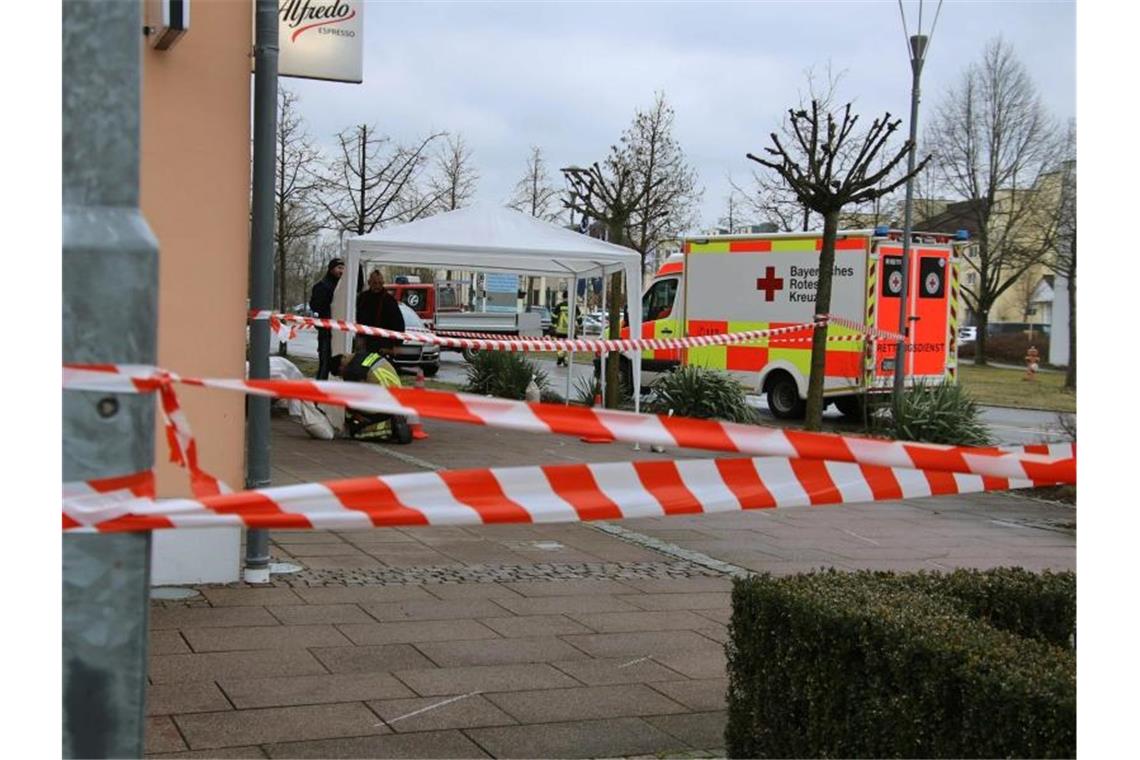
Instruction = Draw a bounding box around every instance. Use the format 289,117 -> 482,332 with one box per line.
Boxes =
277,0 -> 364,83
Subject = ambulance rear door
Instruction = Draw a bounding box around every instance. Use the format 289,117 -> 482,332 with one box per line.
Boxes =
871,241 -> 953,385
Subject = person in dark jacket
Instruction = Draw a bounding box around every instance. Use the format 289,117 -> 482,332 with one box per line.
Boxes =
355,269 -> 405,353
309,257 -> 344,379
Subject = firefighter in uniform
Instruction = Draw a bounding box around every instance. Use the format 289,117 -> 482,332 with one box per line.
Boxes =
329,351 -> 413,443
553,294 -> 570,366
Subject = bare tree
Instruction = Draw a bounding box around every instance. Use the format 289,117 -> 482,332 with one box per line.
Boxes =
317,124 -> 446,237
274,88 -> 323,314
427,133 -> 479,214
508,145 -> 561,222
717,189 -> 750,234
625,92 -> 702,269
925,37 -> 1062,365
747,100 -> 930,430
563,148 -> 659,408
733,65 -> 850,233
731,170 -> 815,232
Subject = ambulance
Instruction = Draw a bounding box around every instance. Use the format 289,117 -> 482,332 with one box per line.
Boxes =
624,227 -> 967,419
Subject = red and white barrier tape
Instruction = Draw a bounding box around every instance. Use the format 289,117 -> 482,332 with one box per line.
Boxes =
63,446 -> 1063,533
816,313 -> 903,342
68,367 -> 229,498
434,330 -> 559,341
63,365 -> 1076,485
252,312 -> 881,354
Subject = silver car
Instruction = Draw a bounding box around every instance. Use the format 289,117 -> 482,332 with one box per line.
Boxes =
390,303 -> 441,377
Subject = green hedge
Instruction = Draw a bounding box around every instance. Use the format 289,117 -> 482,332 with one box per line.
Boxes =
726,570 -> 1075,758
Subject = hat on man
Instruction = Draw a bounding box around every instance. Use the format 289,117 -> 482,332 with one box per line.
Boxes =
328,257 -> 345,272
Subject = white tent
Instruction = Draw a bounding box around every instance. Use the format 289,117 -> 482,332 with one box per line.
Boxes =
341,204 -> 644,407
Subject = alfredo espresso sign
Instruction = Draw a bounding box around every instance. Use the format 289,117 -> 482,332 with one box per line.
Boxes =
277,0 -> 363,83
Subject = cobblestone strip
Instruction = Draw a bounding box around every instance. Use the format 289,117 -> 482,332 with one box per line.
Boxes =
588,522 -> 753,579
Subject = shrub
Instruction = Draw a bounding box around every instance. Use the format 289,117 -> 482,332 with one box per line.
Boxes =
726,570 -> 1076,758
648,366 -> 756,423
960,332 -> 1051,365
875,379 -> 992,446
462,351 -> 549,400
572,374 -> 633,407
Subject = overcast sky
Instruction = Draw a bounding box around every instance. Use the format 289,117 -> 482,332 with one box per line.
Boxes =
284,0 -> 1076,232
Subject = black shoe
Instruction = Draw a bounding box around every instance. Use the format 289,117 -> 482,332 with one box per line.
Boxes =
391,415 -> 413,445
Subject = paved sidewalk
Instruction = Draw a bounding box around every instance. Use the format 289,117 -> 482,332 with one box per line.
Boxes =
145,414 -> 1075,758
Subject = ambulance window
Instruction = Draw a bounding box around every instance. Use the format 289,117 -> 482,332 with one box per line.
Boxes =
643,278 -> 678,321
919,257 -> 946,298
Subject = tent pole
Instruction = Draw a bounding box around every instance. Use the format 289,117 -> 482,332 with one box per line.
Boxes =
566,275 -> 578,404
598,264 -> 607,405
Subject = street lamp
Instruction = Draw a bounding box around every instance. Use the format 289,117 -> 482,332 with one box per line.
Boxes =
892,0 -> 942,406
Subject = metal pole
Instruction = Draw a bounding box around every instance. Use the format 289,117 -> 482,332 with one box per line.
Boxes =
892,34 -> 928,405
598,264 -> 607,403
62,2 -> 156,757
245,0 -> 279,584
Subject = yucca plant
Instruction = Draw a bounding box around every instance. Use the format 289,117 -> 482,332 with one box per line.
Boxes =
463,352 -> 549,400
880,379 -> 993,446
647,366 -> 756,423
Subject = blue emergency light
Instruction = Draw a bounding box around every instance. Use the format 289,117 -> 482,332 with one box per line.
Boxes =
955,229 -> 970,241
873,225 -> 890,237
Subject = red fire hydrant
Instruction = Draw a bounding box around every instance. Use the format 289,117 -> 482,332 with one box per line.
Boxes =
1024,345 -> 1040,381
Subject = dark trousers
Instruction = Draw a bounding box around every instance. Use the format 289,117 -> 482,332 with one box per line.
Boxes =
316,328 -> 333,380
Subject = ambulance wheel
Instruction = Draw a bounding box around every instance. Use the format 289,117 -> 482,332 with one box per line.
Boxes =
766,373 -> 805,419
834,396 -> 865,419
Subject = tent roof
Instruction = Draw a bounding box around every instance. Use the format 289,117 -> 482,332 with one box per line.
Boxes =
345,204 -> 640,277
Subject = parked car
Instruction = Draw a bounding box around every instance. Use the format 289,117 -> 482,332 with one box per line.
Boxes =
389,303 -> 440,377
527,305 -> 553,335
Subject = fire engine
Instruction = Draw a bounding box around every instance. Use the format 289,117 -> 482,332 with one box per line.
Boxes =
621,227 -> 967,419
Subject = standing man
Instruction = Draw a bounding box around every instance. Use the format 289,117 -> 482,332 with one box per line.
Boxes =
553,292 -> 570,367
310,257 -> 344,379
356,269 -> 405,353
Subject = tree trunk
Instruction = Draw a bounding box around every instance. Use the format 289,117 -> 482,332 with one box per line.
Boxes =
973,311 -> 989,366
1065,270 -> 1075,391
804,210 -> 839,431
605,271 -> 622,408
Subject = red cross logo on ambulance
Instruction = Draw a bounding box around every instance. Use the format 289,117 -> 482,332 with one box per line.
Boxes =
755,266 -> 785,302
888,270 -> 903,295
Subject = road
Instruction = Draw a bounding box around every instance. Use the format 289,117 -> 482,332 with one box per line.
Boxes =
280,331 -> 1067,445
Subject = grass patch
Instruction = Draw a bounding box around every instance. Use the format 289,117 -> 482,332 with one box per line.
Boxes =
958,364 -> 1075,413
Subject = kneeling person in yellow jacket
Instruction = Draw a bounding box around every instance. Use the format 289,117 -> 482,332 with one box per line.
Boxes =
329,351 -> 413,444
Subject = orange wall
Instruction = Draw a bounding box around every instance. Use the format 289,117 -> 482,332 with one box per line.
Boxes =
141,1 -> 251,496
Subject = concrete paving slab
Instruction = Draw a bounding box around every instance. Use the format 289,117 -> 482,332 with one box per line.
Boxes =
174,703 -> 388,750
550,656 -> 690,685
181,624 -> 352,653
393,663 -> 581,696
145,716 -> 187,754
466,716 -> 689,759
368,694 -> 517,733
149,630 -> 191,655
151,606 -> 281,630
309,644 -> 436,674
479,614 -> 594,638
359,598 -> 507,622
263,729 -> 490,759
485,683 -> 689,723
490,593 -> 641,616
416,636 -> 592,667
646,711 -> 728,751
147,681 -> 232,717
559,630 -> 725,659
643,650 -> 728,681
500,578 -> 638,597
198,588 -> 305,607
219,672 -> 416,709
649,679 -> 729,712
290,585 -> 437,605
622,592 -> 732,611
569,610 -> 715,633
149,649 -> 327,684
265,604 -> 375,626
148,747 -> 267,759
337,619 -> 500,646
